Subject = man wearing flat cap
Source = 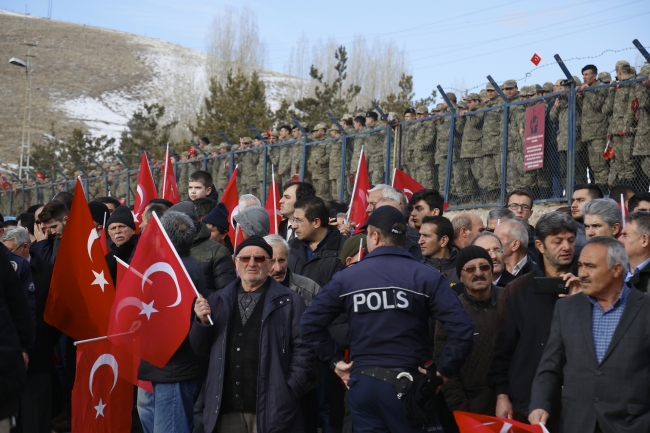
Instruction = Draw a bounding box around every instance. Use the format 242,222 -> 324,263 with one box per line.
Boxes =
191,235 -> 313,433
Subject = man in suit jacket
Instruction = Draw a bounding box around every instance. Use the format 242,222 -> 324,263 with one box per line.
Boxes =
529,236 -> 650,432
620,211 -> 650,293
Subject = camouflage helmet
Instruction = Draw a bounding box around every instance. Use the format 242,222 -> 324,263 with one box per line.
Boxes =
532,84 -> 543,94
572,76 -> 582,85
218,142 -> 231,151
597,72 -> 612,83
205,145 -> 217,153
486,82 -> 495,91
271,130 -> 279,138
341,113 -> 353,121
542,82 -> 554,92
240,137 -> 253,144
232,144 -> 240,151
181,151 -> 190,157
415,105 -> 428,114
435,103 -> 446,112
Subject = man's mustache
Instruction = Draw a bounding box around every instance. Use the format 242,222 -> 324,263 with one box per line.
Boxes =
472,276 -> 487,282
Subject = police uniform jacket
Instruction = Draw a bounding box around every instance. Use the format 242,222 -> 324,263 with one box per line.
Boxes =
300,246 -> 474,378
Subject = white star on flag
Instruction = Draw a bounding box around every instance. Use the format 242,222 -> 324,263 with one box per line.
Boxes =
134,213 -> 140,223
91,270 -> 110,292
139,300 -> 158,320
94,398 -> 106,418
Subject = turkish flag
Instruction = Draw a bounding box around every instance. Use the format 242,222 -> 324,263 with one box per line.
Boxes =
265,169 -> 281,235
133,153 -> 158,233
72,339 -> 133,433
99,228 -> 109,255
454,411 -> 549,433
44,178 -> 115,341
107,212 -> 199,368
392,168 -> 424,200
530,53 -> 542,66
220,165 -> 239,242
161,146 -> 180,204
603,140 -> 615,161
348,148 -> 370,227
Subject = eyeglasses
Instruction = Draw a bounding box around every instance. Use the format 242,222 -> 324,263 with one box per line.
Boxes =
484,248 -> 504,256
507,203 -> 531,211
291,217 -> 306,225
461,264 -> 491,274
236,255 -> 269,264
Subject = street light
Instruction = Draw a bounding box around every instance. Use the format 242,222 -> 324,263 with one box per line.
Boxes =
9,57 -> 26,67
9,42 -> 37,180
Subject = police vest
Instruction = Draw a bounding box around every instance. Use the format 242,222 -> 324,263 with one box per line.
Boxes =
343,287 -> 416,313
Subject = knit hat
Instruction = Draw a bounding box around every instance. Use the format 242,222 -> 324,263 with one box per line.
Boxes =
455,245 -> 493,278
203,202 -> 229,231
233,206 -> 270,238
234,235 -> 273,258
340,234 -> 367,265
106,206 -> 135,231
169,201 -> 200,231
88,201 -> 110,225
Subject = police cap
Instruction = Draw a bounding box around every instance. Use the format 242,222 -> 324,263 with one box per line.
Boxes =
366,206 -> 406,235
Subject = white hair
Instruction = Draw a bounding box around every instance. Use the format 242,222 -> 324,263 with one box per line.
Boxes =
368,184 -> 401,202
0,226 -> 31,247
239,194 -> 261,211
264,234 -> 290,255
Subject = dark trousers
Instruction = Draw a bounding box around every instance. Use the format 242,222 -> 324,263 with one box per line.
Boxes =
347,374 -> 433,433
18,372 -> 52,433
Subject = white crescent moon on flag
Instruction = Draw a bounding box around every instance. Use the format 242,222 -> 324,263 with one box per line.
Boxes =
404,188 -> 413,199
141,262 -> 182,308
87,229 -> 99,262
230,205 -> 240,229
89,354 -> 118,397
136,184 -> 145,205
114,296 -> 145,323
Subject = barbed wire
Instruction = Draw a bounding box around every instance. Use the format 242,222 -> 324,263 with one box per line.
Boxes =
442,45 -> 649,95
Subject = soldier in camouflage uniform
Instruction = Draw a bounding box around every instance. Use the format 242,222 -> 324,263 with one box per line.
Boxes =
598,72 -> 612,84
290,122 -> 310,182
177,152 -> 190,200
213,143 -> 231,197
276,125 -> 293,188
603,60 -> 638,186
458,93 -> 484,201
238,137 -> 256,196
88,170 -> 104,200
364,111 -> 386,185
633,65 -> 650,183
327,123 -> 345,201
249,138 -> 265,198
435,94 -> 458,196
578,64 -> 609,189
307,123 -> 331,198
400,108 -> 418,176
111,165 -> 127,201
502,79 -> 527,192
481,83 -> 505,200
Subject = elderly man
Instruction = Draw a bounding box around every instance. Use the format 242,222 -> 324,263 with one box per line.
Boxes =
104,206 -> 138,282
365,184 -> 402,214
137,211 -> 208,433
494,219 -> 537,277
582,198 -> 622,239
620,211 -> 650,293
452,213 -> 485,249
473,231 -> 516,287
264,234 -> 320,305
489,212 -> 578,429
486,207 -> 516,232
234,206 -> 270,239
191,236 -> 312,433
435,245 -> 503,415
529,237 -> 650,432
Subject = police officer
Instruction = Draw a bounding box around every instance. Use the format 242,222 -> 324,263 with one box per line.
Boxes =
300,206 -> 474,432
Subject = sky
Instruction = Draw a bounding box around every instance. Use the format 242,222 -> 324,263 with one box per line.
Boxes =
3,0 -> 650,100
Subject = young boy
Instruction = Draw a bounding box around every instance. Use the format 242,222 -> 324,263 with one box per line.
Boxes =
188,170 -> 218,201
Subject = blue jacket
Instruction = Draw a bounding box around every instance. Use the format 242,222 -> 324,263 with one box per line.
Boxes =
189,277 -> 313,433
300,246 -> 474,378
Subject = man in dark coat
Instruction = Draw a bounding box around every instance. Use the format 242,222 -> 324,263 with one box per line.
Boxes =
137,211 -> 209,433
191,236 -> 312,433
104,206 -> 139,283
620,211 -> 650,293
473,231 -> 517,288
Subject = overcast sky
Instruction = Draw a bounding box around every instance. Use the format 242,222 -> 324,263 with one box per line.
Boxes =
3,0 -> 650,99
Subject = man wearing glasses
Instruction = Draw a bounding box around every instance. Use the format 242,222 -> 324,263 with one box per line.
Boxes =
434,245 -> 504,415
191,235 -> 312,433
506,189 -> 537,255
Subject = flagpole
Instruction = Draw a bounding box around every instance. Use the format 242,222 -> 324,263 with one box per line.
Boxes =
391,167 -> 396,187
271,164 -> 278,234
346,146 -> 364,223
151,212 -> 213,325
114,256 -> 153,284
73,335 -> 108,346
162,145 -> 169,200
621,194 -> 626,228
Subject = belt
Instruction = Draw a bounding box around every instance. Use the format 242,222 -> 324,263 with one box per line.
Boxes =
358,367 -> 415,399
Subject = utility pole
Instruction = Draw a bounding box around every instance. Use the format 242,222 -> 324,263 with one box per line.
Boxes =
18,42 -> 38,180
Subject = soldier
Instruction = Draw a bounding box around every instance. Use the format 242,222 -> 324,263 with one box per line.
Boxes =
199,136 -> 210,150
479,89 -> 489,107
213,143 -> 231,197
603,60 -> 637,186
365,111 -> 387,185
349,115 -> 367,196
328,123 -> 347,201
435,94 -> 458,198
177,151 -> 190,200
598,72 -> 612,84
238,137 -> 256,196
307,123 -> 330,198
290,123 -> 309,181
578,64 -> 609,191
112,165 -> 127,201
251,137 -> 266,198
481,83 -> 504,200
549,79 -> 572,186
459,93 -> 484,202
410,105 -> 436,190
88,169 -> 103,200
634,64 -> 650,184
542,82 -> 554,95
277,125 -> 293,187
401,107 -> 418,175
500,79 -> 527,192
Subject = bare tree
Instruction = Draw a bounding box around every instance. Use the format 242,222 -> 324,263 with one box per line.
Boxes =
205,5 -> 267,83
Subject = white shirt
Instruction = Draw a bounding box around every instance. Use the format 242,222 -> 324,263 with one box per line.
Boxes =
512,255 -> 528,276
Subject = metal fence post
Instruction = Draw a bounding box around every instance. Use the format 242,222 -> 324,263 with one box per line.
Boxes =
437,86 -> 457,203
633,39 -> 650,63
554,55 -> 576,202
328,114 -> 348,201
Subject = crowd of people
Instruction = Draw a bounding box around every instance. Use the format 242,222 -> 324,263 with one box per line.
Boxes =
2,60 -> 649,216
3,157 -> 650,433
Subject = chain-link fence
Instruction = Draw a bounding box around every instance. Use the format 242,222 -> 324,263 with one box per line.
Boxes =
2,72 -> 649,214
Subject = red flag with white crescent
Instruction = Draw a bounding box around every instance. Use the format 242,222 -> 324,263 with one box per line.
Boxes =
72,339 -> 133,433
220,166 -> 240,242
392,168 -> 425,200
161,146 -> 180,204
347,148 -> 370,228
133,153 -> 158,233
454,411 -> 549,433
265,168 -> 281,235
107,212 -> 200,368
44,178 -> 115,341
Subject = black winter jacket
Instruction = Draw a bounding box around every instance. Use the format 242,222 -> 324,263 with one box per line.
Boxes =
0,296 -> 27,420
628,260 -> 650,294
435,286 -> 503,415
0,244 -> 34,350
421,246 -> 460,287
138,254 -> 209,383
190,223 -> 236,293
105,234 -> 139,284
288,228 -> 346,287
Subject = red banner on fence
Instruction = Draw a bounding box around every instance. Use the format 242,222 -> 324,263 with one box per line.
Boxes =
523,103 -> 546,171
